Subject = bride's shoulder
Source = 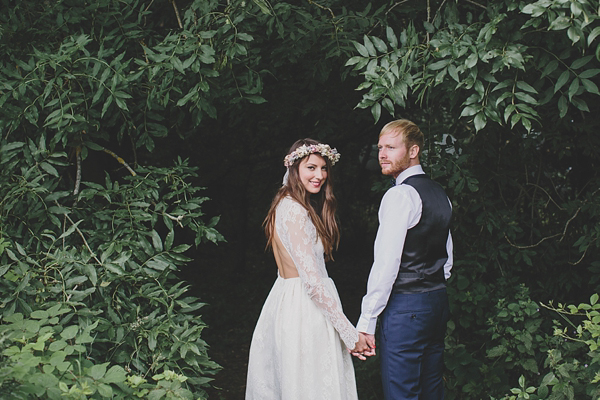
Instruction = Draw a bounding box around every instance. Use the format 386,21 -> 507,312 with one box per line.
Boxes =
276,196 -> 307,217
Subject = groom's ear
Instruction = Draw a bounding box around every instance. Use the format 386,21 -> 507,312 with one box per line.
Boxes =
409,144 -> 419,159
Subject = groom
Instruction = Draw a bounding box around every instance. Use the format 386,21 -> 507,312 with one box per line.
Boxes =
356,119 -> 453,399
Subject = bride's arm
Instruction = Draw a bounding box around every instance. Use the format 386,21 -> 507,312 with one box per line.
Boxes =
277,200 -> 359,350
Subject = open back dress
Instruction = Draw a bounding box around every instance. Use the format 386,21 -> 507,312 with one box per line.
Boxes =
245,197 -> 359,399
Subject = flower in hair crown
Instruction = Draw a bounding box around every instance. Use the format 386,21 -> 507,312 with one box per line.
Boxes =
283,143 -> 341,167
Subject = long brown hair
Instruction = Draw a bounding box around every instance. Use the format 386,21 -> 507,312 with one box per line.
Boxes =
263,138 -> 340,260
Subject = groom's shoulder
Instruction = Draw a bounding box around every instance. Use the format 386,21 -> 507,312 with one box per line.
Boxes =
383,183 -> 418,203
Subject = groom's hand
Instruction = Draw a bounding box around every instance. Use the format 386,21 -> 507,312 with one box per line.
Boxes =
362,333 -> 376,356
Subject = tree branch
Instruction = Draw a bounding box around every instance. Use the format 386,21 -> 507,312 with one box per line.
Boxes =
307,0 -> 335,19
102,148 -> 137,176
55,201 -> 102,266
367,0 -> 410,35
464,0 -> 487,9
170,0 -> 183,29
504,207 -> 580,249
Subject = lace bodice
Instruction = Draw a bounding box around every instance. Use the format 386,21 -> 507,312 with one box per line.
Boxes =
275,197 -> 359,349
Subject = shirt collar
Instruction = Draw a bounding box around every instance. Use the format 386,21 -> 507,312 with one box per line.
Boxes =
395,164 -> 424,185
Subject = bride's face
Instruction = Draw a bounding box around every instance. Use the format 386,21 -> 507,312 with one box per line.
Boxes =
298,154 -> 328,194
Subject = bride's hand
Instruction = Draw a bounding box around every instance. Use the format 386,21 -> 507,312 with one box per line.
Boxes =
349,332 -> 373,360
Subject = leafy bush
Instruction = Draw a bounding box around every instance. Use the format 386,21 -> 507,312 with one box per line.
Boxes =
0,305 -> 200,399
497,294 -> 600,399
0,138 -> 222,398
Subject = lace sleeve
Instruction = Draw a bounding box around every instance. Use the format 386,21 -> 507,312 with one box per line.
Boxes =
277,199 -> 359,349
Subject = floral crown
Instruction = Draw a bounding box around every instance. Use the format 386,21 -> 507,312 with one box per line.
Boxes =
283,143 -> 341,167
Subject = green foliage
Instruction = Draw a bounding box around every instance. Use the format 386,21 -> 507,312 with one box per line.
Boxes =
0,0 -> 265,153
496,294 -> 600,400
484,286 -> 549,394
0,136 -> 222,397
347,0 -> 600,130
0,306 -> 128,399
0,307 -> 200,399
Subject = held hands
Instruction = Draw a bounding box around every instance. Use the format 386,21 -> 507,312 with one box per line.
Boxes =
348,332 -> 376,361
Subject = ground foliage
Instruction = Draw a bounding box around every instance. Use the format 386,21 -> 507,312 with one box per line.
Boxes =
1,0 -> 600,399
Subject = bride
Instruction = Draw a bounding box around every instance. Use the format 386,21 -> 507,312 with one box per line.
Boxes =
246,138 -> 372,399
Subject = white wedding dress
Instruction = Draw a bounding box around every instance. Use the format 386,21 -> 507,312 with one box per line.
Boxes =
246,197 -> 359,400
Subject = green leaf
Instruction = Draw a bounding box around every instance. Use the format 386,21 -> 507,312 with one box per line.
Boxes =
49,340 -> 68,351
103,365 -> 126,383
510,112 -> 522,128
252,0 -> 272,15
172,244 -> 191,253
97,384 -> 113,398
423,21 -> 435,33
101,96 -> 113,117
114,96 -> 128,110
541,60 -> 558,78
1,141 -> 25,152
148,389 -> 167,400
541,372 -> 558,386
60,325 -> 79,340
371,36 -> 388,53
345,56 -> 363,66
514,92 -> 537,104
90,363 -> 108,380
148,331 -> 157,350
448,64 -> 459,82
588,26 -> 600,46
66,276 -> 88,288
571,55 -> 594,70
353,41 -> 369,58
567,26 -> 581,44
371,102 -> 381,123
165,230 -> 174,251
104,263 -> 124,275
571,97 -> 589,112
31,310 -> 49,319
237,33 -> 253,41
568,77 -> 580,100
549,16 -> 571,31
579,69 -> 600,79
474,112 -> 486,132
460,106 -> 478,117
554,70 -> 570,93
429,59 -> 450,71
363,36 -> 377,56
581,78 -> 600,95
151,230 -> 163,251
487,345 -> 506,357
465,53 -> 478,69
386,26 -> 398,49
516,81 -> 537,94
558,95 -> 568,117
59,220 -> 82,239
146,259 -> 170,271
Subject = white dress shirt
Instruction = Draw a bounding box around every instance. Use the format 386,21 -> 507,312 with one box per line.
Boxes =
356,165 -> 453,334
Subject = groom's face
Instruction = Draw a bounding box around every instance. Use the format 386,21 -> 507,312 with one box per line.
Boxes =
378,132 -> 410,178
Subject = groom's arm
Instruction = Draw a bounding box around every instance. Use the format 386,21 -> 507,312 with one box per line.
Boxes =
356,187 -> 421,334
444,231 -> 453,280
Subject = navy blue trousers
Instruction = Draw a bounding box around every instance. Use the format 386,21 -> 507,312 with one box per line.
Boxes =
380,288 -> 449,400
